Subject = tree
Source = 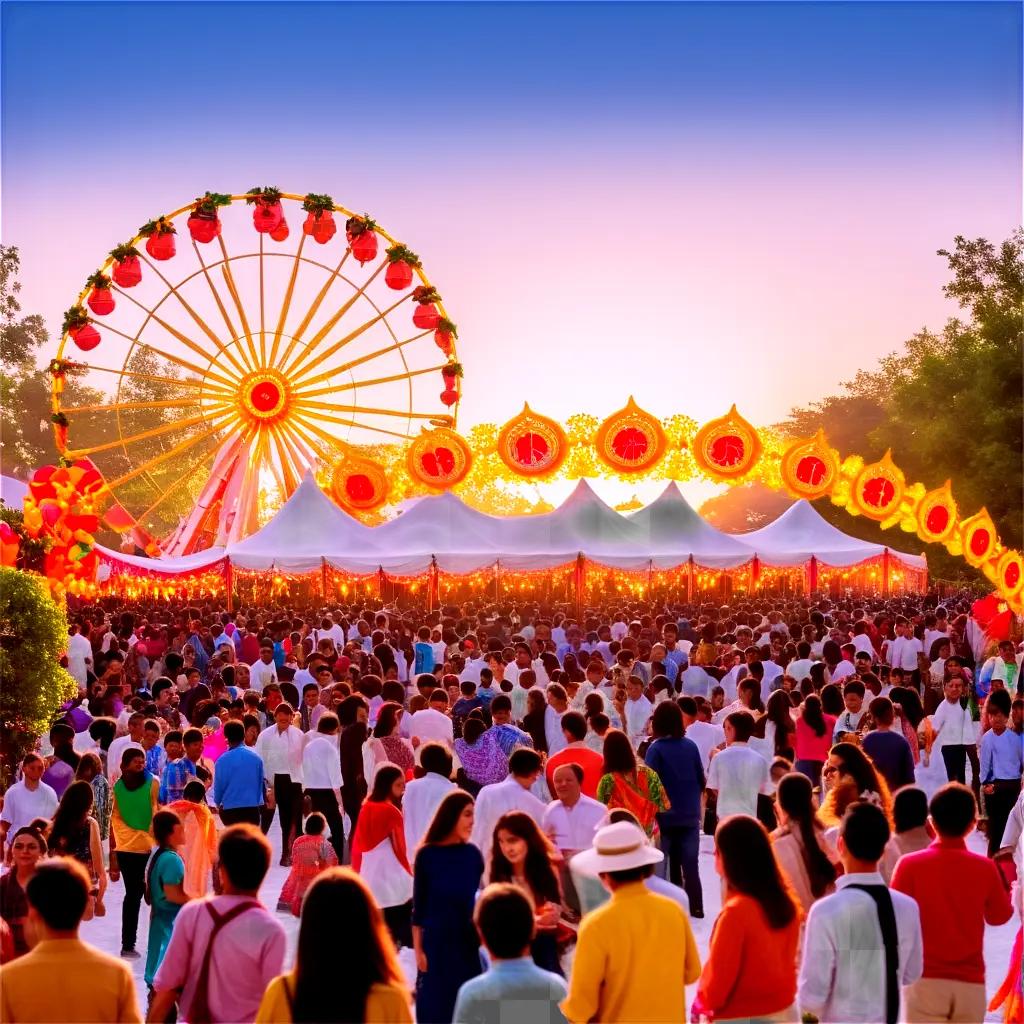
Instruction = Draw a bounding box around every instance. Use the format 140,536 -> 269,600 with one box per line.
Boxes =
700,483 -> 792,532
781,230 -> 1023,581
0,567 -> 77,773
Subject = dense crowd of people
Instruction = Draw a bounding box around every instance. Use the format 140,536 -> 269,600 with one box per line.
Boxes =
1,592 -> 1022,1023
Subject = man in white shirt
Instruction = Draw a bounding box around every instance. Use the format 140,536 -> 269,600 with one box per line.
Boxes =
544,684 -> 570,756
319,615 -> 345,649
301,712 -> 344,861
542,762 -> 606,857
403,743 -> 456,852
679,697 -> 725,772
459,645 -> 484,685
787,642 -> 815,684
888,619 -> 924,672
799,801 -> 923,1024
706,711 -> 772,819
932,676 -> 978,786
622,677 -> 653,748
256,702 -> 305,863
0,755 -> 58,858
66,624 -> 93,687
408,689 -> 454,750
249,641 -> 278,693
471,748 -> 546,866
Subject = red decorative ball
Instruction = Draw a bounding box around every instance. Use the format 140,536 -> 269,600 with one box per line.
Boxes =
345,474 -> 374,503
862,477 -> 895,509
70,324 -> 101,351
112,257 -> 142,288
386,260 -> 414,290
970,528 -> 990,558
145,233 -> 176,261
87,288 -> 115,316
188,215 -> 220,244
709,434 -> 745,467
414,303 -> 441,330
925,505 -> 950,535
795,455 -> 826,486
350,229 -> 378,263
612,427 -> 650,463
421,447 -> 456,478
513,431 -> 550,467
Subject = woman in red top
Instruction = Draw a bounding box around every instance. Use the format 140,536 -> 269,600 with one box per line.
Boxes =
793,694 -> 835,785
351,764 -> 413,949
696,815 -> 802,1022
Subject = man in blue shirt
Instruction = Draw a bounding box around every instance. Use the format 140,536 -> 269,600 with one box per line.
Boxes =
980,689 -> 1024,856
213,720 -> 267,827
453,883 -> 567,1024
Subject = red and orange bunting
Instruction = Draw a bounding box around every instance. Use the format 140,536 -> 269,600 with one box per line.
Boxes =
851,451 -> 905,521
779,430 -> 839,499
915,480 -> 959,544
594,397 -> 667,475
960,507 -> 998,567
329,454 -> 389,512
496,403 -> 568,478
691,405 -> 762,481
406,427 -> 473,490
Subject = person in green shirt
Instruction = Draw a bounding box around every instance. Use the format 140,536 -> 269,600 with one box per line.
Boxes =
144,810 -> 190,997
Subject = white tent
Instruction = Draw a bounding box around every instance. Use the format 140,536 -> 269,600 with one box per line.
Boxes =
0,475 -> 27,508
96,545 -> 227,580
627,482 -> 755,569
225,474 -> 381,574
740,499 -> 927,569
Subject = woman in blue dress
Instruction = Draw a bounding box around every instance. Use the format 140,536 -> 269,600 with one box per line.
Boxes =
412,790 -> 484,1023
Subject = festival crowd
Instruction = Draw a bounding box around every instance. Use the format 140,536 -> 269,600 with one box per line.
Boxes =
1,593 -> 1022,1024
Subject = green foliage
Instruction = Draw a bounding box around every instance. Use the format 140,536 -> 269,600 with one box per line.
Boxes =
386,244 -> 421,267
782,230 -> 1023,582
0,568 -> 77,765
85,272 -> 111,291
246,186 -> 282,205
108,243 -> 140,262
436,318 -> 458,337
700,483 -> 793,532
302,193 -> 335,216
0,507 -> 47,570
193,192 -> 232,215
138,217 -> 176,237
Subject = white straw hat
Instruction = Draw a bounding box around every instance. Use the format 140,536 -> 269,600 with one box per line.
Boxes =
571,821 -> 664,874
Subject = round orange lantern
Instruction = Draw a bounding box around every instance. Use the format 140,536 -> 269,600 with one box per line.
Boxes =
406,427 -> 473,489
691,405 -> 762,481
779,430 -> 839,499
496,403 -> 569,478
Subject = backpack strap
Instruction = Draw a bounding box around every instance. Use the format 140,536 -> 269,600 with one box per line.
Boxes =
847,883 -> 900,1024
185,900 -> 261,1024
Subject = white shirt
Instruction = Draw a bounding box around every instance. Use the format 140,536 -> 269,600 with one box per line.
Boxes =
255,724 -> 305,783
761,661 -> 784,700
544,705 -> 568,756
889,635 -> 923,671
852,634 -> 876,659
249,659 -> 278,693
924,628 -> 950,658
459,657 -> 484,685
471,776 -> 547,866
66,632 -> 93,686
320,623 -> 345,647
542,795 -> 606,853
610,622 -> 628,641
798,871 -> 923,1024
832,709 -> 866,743
302,735 -> 341,791
683,720 -> 726,771
403,772 -> 456,853
932,699 -> 976,747
706,743 -> 772,818
0,780 -> 58,843
107,736 -> 144,783
830,661 -> 856,684
624,695 -> 653,747
408,707 -> 454,749
787,658 -> 814,683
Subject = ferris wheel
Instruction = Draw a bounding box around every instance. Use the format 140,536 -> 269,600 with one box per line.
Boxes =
51,189 -> 461,555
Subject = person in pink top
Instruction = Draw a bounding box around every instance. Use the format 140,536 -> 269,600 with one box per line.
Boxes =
793,694 -> 835,785
148,825 -> 286,1024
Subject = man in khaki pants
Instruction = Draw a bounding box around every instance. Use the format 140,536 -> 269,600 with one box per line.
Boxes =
891,783 -> 1012,1022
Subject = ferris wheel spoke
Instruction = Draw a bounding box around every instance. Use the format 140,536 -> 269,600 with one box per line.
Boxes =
267,427 -> 300,497
216,235 -> 261,372
66,408 -> 233,460
268,233 -> 307,368
192,242 -> 244,355
61,396 -> 228,417
110,290 -> 242,390
314,362 -> 448,397
282,415 -> 333,464
295,398 -> 441,421
133,438 -> 224,525
293,329 -> 431,398
258,233 -> 267,366
138,254 -> 249,381
103,417 -> 233,490
293,409 -> 414,443
283,259 -> 388,381
277,422 -> 317,477
82,363 -> 237,398
276,250 -> 351,371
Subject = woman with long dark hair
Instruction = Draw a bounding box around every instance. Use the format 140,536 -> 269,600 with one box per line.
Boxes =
255,868 -> 411,1023
820,741 -> 893,832
365,701 -> 415,779
488,811 -> 564,974
889,685 -> 927,765
351,764 -> 414,948
523,689 -> 549,753
696,815 -> 801,1021
770,772 -> 839,913
412,790 -> 484,1023
47,780 -> 106,920
595,729 -> 668,837
793,694 -> 835,784
0,826 -> 47,959
753,690 -> 796,762
808,662 -> 829,693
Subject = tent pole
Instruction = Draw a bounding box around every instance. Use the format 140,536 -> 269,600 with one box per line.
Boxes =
574,554 -> 585,620
882,548 -> 891,596
751,555 -> 760,593
428,556 -> 440,612
494,560 -> 500,603
321,558 -> 328,601
687,556 -> 694,603
809,556 -> 818,595
377,567 -> 385,601
224,560 -> 234,608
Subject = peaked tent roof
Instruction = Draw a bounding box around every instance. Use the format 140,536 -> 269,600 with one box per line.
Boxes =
740,499 -> 927,569
225,473 -> 381,573
627,482 -> 755,569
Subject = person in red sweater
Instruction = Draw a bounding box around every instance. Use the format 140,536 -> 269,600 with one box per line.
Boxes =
695,814 -> 802,1021
545,712 -> 604,797
891,782 -> 1012,1023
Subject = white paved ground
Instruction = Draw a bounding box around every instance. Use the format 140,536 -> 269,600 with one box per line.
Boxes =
79,753 -> 1018,1022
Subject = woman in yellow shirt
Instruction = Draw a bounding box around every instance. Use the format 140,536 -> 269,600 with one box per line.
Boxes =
256,867 -> 412,1024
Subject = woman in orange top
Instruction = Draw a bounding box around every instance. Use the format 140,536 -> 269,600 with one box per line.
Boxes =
695,815 -> 802,1022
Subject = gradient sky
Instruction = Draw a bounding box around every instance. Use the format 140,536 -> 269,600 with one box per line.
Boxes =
3,1 -> 1020,458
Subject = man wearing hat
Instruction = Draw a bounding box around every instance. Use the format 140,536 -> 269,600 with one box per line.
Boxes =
562,821 -> 701,1023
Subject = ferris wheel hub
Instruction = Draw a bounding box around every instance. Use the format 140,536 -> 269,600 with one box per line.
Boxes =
238,369 -> 292,426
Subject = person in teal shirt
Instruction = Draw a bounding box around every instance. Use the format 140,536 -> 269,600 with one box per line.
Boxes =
144,810 -> 189,993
